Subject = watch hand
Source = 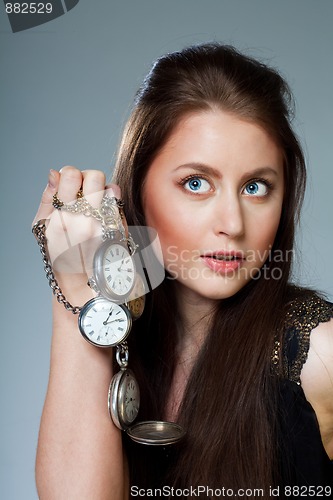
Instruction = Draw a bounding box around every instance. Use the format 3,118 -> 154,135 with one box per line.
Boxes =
103,306 -> 114,325
116,256 -> 125,272
104,318 -> 125,325
98,327 -> 109,338
117,256 -> 132,273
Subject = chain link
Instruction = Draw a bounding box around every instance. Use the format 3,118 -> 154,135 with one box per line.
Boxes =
116,342 -> 129,368
53,192 -> 127,241
32,220 -> 81,314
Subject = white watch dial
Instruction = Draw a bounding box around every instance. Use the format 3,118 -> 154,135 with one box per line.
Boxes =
103,243 -> 135,296
79,297 -> 132,347
93,239 -> 136,301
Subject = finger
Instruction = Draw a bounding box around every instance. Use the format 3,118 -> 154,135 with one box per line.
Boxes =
82,170 -> 106,208
57,166 -> 83,203
32,169 -> 60,226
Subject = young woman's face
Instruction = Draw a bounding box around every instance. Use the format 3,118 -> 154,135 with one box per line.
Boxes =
142,110 -> 284,301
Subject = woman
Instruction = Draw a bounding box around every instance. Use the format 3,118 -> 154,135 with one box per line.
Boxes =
33,44 -> 333,498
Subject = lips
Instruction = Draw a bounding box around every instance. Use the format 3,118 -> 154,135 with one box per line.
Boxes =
201,251 -> 245,274
209,255 -> 239,261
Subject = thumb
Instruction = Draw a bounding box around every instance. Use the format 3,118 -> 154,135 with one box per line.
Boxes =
32,169 -> 60,226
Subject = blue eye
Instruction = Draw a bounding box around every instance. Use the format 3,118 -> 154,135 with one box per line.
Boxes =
244,181 -> 269,197
183,176 -> 211,193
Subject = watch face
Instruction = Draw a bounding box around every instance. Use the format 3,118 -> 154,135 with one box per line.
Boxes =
108,369 -> 140,430
93,239 -> 136,302
78,297 -> 132,347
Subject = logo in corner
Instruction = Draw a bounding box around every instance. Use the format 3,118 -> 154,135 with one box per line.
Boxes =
3,0 -> 80,33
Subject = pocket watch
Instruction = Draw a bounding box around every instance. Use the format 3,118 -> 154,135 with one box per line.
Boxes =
78,296 -> 132,347
108,345 -> 186,446
109,369 -> 186,444
108,367 -> 140,429
93,232 -> 135,303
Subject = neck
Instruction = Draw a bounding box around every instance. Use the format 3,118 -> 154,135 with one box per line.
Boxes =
174,283 -> 217,359
163,283 -> 218,421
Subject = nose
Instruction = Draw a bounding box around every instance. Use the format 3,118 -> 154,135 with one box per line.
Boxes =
212,190 -> 245,238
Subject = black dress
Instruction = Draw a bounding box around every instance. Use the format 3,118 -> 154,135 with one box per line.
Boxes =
273,295 -> 333,488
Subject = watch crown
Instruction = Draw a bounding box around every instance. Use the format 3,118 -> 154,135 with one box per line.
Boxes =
87,277 -> 99,292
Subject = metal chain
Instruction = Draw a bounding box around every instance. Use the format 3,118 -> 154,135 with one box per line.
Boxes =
32,220 -> 81,314
53,192 -> 127,241
116,342 -> 129,368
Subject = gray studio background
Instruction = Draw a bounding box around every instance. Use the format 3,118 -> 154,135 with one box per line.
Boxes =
1,1 -> 332,498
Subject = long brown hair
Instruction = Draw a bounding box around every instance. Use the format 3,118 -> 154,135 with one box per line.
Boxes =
113,44 -> 307,495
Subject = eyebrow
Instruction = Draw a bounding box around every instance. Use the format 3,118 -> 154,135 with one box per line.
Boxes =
174,163 -> 222,178
174,163 -> 280,181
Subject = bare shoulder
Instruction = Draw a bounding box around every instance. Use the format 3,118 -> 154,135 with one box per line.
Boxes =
300,317 -> 333,458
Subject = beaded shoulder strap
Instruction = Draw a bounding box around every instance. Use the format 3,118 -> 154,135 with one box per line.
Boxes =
272,295 -> 333,385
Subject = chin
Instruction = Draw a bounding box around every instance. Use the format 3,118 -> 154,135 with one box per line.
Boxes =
173,278 -> 250,302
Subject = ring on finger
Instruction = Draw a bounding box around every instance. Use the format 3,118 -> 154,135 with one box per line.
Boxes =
52,188 -> 85,211
52,192 -> 64,210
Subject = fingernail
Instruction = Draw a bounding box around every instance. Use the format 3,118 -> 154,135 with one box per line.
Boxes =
48,169 -> 57,189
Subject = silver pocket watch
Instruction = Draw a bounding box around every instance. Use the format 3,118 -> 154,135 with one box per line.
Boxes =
108,345 -> 185,446
88,232 -> 185,445
78,296 -> 132,348
92,233 -> 136,302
